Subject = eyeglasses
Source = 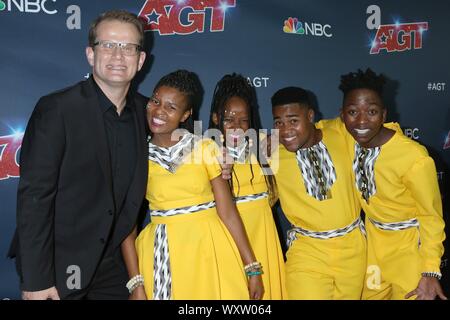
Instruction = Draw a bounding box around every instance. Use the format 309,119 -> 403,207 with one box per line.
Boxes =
93,40 -> 142,56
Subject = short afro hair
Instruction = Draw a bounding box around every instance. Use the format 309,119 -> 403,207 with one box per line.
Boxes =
339,68 -> 386,99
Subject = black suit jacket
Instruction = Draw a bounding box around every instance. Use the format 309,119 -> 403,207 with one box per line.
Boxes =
10,77 -> 148,298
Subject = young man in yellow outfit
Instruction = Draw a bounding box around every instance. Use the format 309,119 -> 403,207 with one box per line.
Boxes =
320,68 -> 446,300
271,87 -> 366,299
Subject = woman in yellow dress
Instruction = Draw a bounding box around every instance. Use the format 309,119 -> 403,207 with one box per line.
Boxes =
336,68 -> 446,300
208,73 -> 287,299
120,70 -> 264,300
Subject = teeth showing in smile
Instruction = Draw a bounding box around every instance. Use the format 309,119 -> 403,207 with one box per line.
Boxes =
153,118 -> 166,125
107,65 -> 126,70
284,136 -> 296,142
355,129 -> 370,134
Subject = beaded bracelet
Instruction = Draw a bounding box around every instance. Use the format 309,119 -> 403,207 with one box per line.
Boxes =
421,272 -> 442,280
126,274 -> 144,294
244,261 -> 262,272
246,271 -> 263,277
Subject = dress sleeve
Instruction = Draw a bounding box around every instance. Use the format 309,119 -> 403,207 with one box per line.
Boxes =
403,154 -> 445,274
200,138 -> 222,180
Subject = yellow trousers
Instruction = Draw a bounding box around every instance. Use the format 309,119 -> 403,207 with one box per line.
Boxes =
362,222 -> 422,300
286,229 -> 366,299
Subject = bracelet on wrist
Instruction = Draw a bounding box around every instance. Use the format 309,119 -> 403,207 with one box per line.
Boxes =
126,274 -> 145,294
421,272 -> 442,280
246,270 -> 263,277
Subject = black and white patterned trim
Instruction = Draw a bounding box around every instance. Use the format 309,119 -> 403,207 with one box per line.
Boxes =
234,192 -> 268,204
421,272 -> 442,280
369,217 -> 419,231
153,224 -> 172,300
296,141 -> 337,201
286,216 -> 366,247
150,200 -> 216,217
148,133 -> 197,173
353,144 -> 381,201
226,140 -> 248,163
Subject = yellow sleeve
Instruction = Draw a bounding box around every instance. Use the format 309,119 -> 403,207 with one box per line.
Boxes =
316,117 -> 355,155
403,155 -> 445,273
200,138 -> 222,180
383,121 -> 403,133
315,117 -> 340,130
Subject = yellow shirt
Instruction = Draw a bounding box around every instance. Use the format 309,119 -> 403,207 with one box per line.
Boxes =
317,117 -> 445,272
273,125 -> 361,231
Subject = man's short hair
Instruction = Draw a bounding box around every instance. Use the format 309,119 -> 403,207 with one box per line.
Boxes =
271,86 -> 312,109
88,10 -> 145,48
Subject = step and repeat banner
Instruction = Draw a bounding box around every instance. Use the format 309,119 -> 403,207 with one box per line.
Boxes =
1,0 -> 449,298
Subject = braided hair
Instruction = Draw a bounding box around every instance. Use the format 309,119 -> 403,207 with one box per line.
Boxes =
208,73 -> 276,203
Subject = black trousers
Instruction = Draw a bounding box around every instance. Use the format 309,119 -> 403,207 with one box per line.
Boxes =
64,251 -> 129,300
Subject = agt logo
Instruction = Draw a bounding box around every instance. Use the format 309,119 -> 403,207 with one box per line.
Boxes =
366,5 -> 428,54
138,0 -> 236,36
247,76 -> 269,88
444,131 -> 450,150
428,82 -> 446,91
0,132 -> 23,180
283,17 -> 332,37
0,0 -> 57,14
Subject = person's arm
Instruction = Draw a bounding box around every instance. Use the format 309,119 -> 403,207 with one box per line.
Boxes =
121,227 -> 147,300
403,154 -> 447,300
219,145 -> 234,180
18,96 -> 65,299
210,176 -> 264,300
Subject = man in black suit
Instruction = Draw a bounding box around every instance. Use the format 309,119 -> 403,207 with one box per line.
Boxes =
11,10 -> 148,299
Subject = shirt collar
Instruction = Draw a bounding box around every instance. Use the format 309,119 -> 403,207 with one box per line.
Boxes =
92,77 -> 133,113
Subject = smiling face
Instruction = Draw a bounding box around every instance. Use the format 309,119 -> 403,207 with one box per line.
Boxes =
212,96 -> 250,144
86,20 -> 146,90
146,85 -> 192,146
273,103 -> 315,152
341,88 -> 387,148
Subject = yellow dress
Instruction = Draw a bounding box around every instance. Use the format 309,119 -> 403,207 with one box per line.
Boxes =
231,154 -> 287,299
317,118 -> 445,300
273,125 -> 366,300
136,135 -> 249,300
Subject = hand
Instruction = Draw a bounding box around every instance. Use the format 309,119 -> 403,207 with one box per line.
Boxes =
129,285 -> 147,300
22,286 -> 60,300
405,276 -> 448,300
248,275 -> 264,300
220,147 -> 234,180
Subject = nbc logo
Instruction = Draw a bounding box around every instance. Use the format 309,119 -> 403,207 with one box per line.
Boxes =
283,17 -> 332,37
0,0 -> 58,14
283,17 -> 305,34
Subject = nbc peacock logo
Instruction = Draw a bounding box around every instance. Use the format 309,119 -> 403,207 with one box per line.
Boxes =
283,17 -> 305,34
283,16 -> 332,37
